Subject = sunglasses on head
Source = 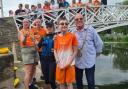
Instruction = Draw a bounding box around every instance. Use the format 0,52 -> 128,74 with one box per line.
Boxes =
75,18 -> 83,21
59,22 -> 68,26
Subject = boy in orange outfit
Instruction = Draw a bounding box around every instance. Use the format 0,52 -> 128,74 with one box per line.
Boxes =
54,17 -> 78,89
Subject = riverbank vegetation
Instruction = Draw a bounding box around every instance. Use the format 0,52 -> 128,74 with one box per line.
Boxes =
99,26 -> 128,42
100,34 -> 128,42
99,0 -> 128,42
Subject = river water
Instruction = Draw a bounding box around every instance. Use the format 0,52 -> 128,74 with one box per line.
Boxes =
83,43 -> 128,89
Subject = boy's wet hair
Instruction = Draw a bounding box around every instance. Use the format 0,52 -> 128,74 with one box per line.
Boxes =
46,21 -> 54,28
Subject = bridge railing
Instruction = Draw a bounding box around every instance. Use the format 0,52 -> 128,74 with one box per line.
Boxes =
13,5 -> 128,32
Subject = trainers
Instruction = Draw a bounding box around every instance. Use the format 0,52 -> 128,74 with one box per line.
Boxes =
31,78 -> 36,85
29,84 -> 38,89
40,75 -> 45,80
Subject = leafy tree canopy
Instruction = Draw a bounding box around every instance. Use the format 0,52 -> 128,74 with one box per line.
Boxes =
123,0 -> 128,5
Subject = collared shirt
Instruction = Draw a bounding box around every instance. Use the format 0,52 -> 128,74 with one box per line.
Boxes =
74,25 -> 103,69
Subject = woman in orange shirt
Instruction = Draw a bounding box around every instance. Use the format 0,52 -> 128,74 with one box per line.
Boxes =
32,19 -> 46,56
54,17 -> 78,89
31,19 -> 46,81
18,19 -> 38,89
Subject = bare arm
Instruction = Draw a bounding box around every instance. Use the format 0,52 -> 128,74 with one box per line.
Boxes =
54,49 -> 59,63
18,31 -> 27,44
67,46 -> 78,66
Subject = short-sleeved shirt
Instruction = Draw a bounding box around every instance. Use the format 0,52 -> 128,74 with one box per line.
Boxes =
63,1 -> 70,7
72,3 -> 77,7
54,32 -> 78,67
43,5 -> 51,11
76,2 -> 83,7
19,29 -> 35,47
31,27 -> 46,52
74,26 -> 103,69
15,9 -> 26,15
38,33 -> 54,57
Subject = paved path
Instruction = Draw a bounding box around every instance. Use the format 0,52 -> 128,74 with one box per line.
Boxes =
14,61 -> 45,89
14,61 -> 88,89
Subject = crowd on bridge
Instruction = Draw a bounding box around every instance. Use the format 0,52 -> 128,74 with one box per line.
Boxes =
9,0 -> 101,16
19,12 -> 103,89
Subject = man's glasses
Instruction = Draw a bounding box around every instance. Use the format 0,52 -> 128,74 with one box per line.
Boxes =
75,18 -> 83,21
59,22 -> 68,26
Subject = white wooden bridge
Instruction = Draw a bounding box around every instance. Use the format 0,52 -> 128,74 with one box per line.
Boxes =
13,5 -> 128,32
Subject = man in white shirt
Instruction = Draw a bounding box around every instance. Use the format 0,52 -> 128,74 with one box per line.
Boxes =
74,13 -> 103,89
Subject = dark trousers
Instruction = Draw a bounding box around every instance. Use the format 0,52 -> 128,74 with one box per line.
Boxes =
75,65 -> 95,89
40,56 -> 56,89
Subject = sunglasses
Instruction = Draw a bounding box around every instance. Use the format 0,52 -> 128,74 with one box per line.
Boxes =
75,18 -> 83,21
59,22 -> 68,26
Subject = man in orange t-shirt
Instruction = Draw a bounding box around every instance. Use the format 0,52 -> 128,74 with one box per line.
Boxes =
54,17 -> 78,89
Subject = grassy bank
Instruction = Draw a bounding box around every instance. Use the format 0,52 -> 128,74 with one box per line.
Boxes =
100,34 -> 128,42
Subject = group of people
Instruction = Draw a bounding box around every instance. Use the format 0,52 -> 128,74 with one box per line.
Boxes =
18,13 -> 103,89
9,0 -> 101,16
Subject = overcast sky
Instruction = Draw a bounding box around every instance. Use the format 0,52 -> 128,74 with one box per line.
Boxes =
0,0 -> 124,17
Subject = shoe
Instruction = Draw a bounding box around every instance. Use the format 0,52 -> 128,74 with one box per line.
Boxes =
40,75 -> 45,80
31,78 -> 36,85
29,84 -> 38,89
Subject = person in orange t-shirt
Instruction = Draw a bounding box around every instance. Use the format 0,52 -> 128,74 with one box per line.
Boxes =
54,17 -> 78,89
32,19 -> 46,50
43,1 -> 51,11
93,0 -> 101,12
18,19 -> 38,89
31,19 -> 46,80
76,0 -> 83,7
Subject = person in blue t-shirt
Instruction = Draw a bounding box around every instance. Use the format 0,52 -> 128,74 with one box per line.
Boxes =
63,0 -> 70,8
38,22 -> 56,89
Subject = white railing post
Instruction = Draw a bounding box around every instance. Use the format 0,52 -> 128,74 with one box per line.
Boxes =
41,11 -> 46,27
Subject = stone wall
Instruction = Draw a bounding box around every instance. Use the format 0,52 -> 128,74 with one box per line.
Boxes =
0,53 -> 14,89
0,17 -> 22,61
0,17 -> 18,44
0,17 -> 16,89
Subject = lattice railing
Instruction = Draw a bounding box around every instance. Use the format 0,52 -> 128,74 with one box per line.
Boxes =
13,5 -> 128,32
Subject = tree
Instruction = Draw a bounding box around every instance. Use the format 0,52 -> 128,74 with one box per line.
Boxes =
123,0 -> 128,5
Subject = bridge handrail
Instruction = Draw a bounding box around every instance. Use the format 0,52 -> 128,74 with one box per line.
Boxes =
13,5 -> 128,32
